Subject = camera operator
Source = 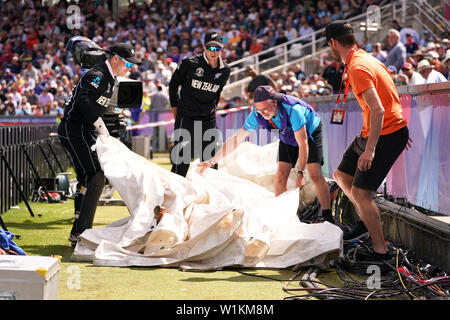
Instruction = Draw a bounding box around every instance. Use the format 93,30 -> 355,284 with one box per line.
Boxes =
58,43 -> 141,247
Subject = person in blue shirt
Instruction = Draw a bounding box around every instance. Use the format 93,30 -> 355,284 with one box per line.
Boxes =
198,86 -> 333,223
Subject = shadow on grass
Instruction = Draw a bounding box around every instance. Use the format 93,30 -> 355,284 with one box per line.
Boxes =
5,218 -> 74,230
179,269 -> 291,283
19,244 -> 74,262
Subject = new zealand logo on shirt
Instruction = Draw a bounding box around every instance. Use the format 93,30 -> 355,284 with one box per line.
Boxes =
195,67 -> 204,77
214,73 -> 222,79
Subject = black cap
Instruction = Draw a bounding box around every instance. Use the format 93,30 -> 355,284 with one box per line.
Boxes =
253,86 -> 285,103
204,31 -> 224,47
324,20 -> 354,46
108,43 -> 141,65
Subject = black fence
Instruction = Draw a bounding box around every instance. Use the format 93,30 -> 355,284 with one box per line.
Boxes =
0,124 -> 72,217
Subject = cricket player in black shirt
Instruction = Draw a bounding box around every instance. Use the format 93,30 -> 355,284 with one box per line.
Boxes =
58,43 -> 141,246
169,31 -> 231,177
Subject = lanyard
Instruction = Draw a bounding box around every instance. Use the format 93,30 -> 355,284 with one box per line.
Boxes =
267,118 -> 278,130
335,48 -> 357,105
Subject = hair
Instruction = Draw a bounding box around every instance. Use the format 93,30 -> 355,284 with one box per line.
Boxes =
334,23 -> 356,48
335,33 -> 356,48
388,29 -> 400,38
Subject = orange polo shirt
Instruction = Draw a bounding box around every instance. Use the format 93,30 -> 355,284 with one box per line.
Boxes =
347,49 -> 407,138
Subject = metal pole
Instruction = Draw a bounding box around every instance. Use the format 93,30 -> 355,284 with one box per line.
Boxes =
22,144 -> 55,204
0,214 -> 7,231
38,143 -> 57,177
0,148 -> 35,218
47,139 -> 64,172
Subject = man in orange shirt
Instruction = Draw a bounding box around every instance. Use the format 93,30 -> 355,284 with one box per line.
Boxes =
325,21 -> 411,262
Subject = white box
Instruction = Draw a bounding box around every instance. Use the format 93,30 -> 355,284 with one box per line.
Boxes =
0,255 -> 60,300
132,135 -> 151,158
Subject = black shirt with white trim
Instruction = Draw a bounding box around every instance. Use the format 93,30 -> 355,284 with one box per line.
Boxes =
169,53 -> 231,121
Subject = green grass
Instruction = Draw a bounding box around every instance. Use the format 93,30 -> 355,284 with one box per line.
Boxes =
2,154 -> 345,300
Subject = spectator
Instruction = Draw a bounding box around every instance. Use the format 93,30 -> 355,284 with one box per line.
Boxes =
4,102 -> 16,116
3,68 -> 15,84
37,87 -> 54,109
391,19 -> 402,32
294,63 -> 307,81
387,65 -> 398,79
5,93 -> 17,110
22,62 -> 40,83
16,97 -> 32,116
322,59 -> 345,94
25,89 -> 39,107
299,18 -> 314,44
442,51 -> 450,80
0,0 -> 386,115
405,33 -> 419,57
249,37 -> 262,55
385,29 -> 406,71
150,85 -> 170,112
417,59 -> 447,84
245,65 -> 277,101
400,62 -> 425,85
425,51 -> 446,75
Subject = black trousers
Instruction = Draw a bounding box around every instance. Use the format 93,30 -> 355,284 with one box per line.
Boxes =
58,121 -> 105,234
170,115 -> 219,177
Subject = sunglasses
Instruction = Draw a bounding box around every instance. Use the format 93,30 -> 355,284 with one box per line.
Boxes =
116,54 -> 133,68
207,46 -> 222,52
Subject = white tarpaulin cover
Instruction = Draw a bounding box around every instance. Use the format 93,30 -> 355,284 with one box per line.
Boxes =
72,127 -> 343,270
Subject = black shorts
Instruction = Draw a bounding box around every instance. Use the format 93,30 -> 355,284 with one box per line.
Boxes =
278,122 -> 324,166
337,126 -> 409,191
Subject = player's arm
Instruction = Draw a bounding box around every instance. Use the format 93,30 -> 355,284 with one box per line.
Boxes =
75,70 -> 109,123
293,126 -> 308,189
198,127 -> 250,172
168,58 -> 189,118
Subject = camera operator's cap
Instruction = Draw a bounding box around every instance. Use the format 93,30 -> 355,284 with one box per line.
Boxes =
108,43 -> 142,65
324,20 -> 354,47
253,86 -> 285,103
204,31 -> 224,48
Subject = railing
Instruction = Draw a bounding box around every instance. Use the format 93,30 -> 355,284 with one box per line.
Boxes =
222,2 -> 398,100
226,4 -> 391,78
0,123 -> 72,216
393,1 -> 448,39
222,0 -> 449,100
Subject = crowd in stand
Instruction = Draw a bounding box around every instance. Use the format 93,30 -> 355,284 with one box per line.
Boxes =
0,0 -> 449,118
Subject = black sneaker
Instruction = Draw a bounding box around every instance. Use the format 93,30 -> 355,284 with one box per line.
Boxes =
343,220 -> 369,242
361,250 -> 392,263
313,211 -> 335,224
68,233 -> 80,248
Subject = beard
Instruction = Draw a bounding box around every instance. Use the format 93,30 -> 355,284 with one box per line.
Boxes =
330,46 -> 342,63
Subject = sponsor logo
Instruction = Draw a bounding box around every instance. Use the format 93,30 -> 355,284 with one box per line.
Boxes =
96,95 -> 110,107
191,79 -> 220,93
214,73 -> 222,79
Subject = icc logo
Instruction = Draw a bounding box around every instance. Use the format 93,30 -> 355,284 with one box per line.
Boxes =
195,67 -> 204,77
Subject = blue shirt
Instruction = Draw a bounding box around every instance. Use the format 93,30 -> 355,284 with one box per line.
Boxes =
244,99 -> 320,138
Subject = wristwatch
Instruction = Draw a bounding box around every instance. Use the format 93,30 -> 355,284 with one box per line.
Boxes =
297,170 -> 304,177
